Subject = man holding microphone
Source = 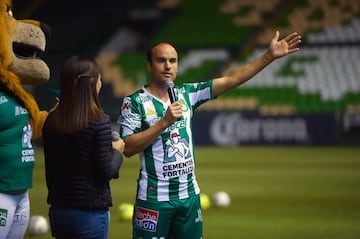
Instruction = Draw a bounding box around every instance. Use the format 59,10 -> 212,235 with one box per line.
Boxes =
118,31 -> 301,239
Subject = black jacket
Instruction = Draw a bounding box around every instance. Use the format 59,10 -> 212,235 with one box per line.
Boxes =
42,116 -> 123,209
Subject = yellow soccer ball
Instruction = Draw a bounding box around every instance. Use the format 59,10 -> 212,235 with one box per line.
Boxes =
200,193 -> 211,210
117,203 -> 134,222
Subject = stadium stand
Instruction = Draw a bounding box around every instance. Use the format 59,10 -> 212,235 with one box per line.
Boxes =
220,0 -> 282,26
147,0 -> 360,114
13,0 -> 360,117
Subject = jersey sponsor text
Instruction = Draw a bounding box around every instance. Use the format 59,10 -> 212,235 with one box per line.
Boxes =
135,207 -> 159,232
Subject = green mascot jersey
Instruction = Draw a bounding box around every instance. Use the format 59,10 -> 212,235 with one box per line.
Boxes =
0,92 -> 35,192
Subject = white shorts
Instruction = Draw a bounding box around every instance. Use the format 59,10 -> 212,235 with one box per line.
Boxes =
0,191 -> 30,239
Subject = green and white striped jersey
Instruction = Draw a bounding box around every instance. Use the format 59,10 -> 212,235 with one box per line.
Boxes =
119,80 -> 214,202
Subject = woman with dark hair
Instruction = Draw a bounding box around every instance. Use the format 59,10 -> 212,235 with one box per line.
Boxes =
42,56 -> 124,238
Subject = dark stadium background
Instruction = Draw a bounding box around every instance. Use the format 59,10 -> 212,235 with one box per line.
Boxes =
11,0 -> 360,238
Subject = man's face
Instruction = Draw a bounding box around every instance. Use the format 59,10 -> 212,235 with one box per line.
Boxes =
147,43 -> 178,84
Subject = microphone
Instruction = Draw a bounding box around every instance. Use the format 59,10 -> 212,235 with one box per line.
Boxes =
112,131 -> 120,141
165,80 -> 176,103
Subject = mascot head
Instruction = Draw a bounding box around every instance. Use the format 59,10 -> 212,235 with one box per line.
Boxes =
0,0 -> 51,141
0,0 -> 50,85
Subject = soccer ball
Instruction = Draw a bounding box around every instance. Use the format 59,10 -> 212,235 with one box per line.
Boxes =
28,215 -> 49,235
200,193 -> 211,210
212,191 -> 231,208
117,203 -> 134,222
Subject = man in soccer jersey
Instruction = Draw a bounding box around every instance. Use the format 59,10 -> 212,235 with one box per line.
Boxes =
118,31 -> 301,239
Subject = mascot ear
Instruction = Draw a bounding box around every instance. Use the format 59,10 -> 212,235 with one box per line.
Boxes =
40,21 -> 52,40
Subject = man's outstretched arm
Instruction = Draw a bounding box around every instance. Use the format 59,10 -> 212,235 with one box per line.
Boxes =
212,31 -> 301,97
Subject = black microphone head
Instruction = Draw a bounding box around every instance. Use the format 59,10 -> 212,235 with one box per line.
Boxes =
112,131 -> 120,141
165,80 -> 174,89
165,80 -> 176,103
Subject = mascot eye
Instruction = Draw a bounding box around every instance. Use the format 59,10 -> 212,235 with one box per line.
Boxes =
6,5 -> 14,17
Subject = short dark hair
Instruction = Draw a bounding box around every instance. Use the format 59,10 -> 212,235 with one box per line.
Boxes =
146,42 -> 178,62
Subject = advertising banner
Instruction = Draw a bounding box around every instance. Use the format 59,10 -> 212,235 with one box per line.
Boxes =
192,111 -> 338,146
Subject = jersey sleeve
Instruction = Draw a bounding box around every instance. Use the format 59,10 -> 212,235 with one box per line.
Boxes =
118,96 -> 142,139
185,80 -> 215,110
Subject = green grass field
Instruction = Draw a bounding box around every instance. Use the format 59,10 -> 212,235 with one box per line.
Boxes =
25,146 -> 360,239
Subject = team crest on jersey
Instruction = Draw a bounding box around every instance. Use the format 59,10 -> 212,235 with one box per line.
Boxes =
178,99 -> 189,112
135,207 -> 159,232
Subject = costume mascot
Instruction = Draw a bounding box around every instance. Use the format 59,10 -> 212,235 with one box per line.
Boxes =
0,0 -> 51,237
